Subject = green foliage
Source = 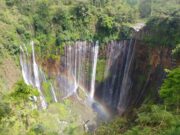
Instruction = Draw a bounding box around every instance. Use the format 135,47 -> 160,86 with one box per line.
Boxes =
63,123 -> 82,135
1,0 -> 180,59
42,82 -> 53,103
96,59 -> 106,82
172,44 -> 180,59
32,0 -> 52,50
126,105 -> 180,135
144,16 -> 180,46
151,0 -> 180,17
96,104 -> 180,135
5,0 -> 15,6
11,80 -> 39,102
0,1 -> 180,134
95,1 -> 138,42
0,80 -> 84,135
139,0 -> 180,47
160,68 -> 180,109
52,8 -> 73,32
98,15 -> 114,33
95,68 -> 180,135
29,124 -> 46,135
95,117 -> 127,135
74,2 -> 90,20
96,22 -> 116,42
0,101 -> 11,121
2,0 -> 140,55
139,0 -> 152,18
125,127 -> 152,135
137,105 -> 176,127
125,0 -> 138,6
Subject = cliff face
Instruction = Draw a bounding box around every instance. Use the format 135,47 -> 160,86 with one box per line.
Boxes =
41,58 -> 60,76
95,40 -> 173,114
125,41 -> 172,108
38,39 -> 173,114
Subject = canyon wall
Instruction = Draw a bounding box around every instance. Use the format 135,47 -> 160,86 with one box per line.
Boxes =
20,39 -> 173,114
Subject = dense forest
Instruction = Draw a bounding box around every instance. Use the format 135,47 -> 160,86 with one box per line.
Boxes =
0,0 -> 179,135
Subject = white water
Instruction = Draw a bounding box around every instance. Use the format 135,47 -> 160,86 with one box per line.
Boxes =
20,40 -> 136,114
20,45 -> 34,85
31,41 -> 47,109
101,40 -> 136,113
20,46 -> 29,85
50,83 -> 58,102
118,40 -> 135,112
59,41 -> 99,100
90,42 -> 99,99
74,43 -> 78,93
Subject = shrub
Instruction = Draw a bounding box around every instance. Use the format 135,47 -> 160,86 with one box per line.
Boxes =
160,68 -> 180,110
5,0 -> 14,6
172,44 -> 180,59
10,80 -> 39,102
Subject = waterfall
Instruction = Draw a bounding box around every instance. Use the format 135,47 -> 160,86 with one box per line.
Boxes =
118,40 -> 135,113
20,45 -> 33,85
90,41 -> 99,99
100,40 -> 136,113
50,83 -> 58,102
31,41 -> 41,91
102,41 -> 124,107
20,46 -> 29,85
20,40 -> 136,114
20,42 -> 47,109
57,41 -> 99,99
31,41 -> 47,109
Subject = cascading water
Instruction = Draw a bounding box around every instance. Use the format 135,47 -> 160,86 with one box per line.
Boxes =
20,46 -> 30,85
57,41 -> 99,99
118,40 -> 136,113
20,42 -> 47,109
50,83 -> 58,102
31,41 -> 47,109
90,41 -> 99,99
20,40 -> 136,114
20,45 -> 33,85
100,40 -> 136,113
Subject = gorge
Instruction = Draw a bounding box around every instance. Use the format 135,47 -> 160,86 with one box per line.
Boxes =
20,36 -> 172,117
0,0 -> 179,134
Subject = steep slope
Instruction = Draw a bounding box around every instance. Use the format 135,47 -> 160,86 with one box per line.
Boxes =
0,1 -> 24,93
0,57 -> 21,93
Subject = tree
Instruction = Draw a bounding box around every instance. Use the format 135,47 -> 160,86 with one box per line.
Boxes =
160,68 -> 180,111
172,44 -> 180,59
74,3 -> 89,20
0,102 -> 11,121
139,0 -> 152,18
5,0 -> 15,6
33,1 -> 51,34
11,80 -> 39,103
126,0 -> 138,6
